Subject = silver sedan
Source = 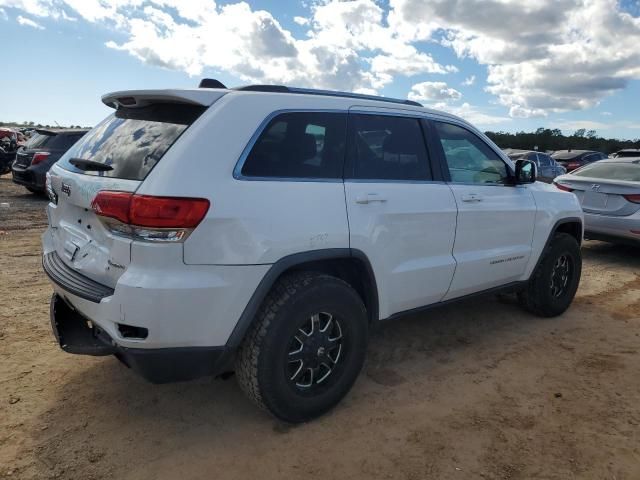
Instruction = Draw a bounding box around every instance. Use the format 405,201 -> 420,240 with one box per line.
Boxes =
554,158 -> 640,245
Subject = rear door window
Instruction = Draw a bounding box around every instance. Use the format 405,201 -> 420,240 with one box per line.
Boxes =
240,112 -> 347,179
346,114 -> 431,181
57,103 -> 205,181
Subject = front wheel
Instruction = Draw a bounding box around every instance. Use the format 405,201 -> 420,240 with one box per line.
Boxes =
235,272 -> 368,423
519,233 -> 582,317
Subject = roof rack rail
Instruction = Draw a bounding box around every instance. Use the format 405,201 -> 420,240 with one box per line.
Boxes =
234,84 -> 422,107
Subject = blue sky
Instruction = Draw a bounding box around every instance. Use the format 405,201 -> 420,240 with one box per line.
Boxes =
1,0 -> 639,139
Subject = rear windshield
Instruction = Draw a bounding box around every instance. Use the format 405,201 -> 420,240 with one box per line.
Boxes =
573,162 -> 640,182
57,103 -> 205,181
552,152 -> 582,160
29,132 -> 86,150
614,151 -> 640,158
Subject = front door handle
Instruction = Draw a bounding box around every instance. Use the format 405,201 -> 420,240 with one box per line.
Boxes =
461,193 -> 483,203
356,193 -> 387,205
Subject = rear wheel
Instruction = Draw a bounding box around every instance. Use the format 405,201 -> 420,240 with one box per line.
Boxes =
519,233 -> 582,317
236,272 -> 368,423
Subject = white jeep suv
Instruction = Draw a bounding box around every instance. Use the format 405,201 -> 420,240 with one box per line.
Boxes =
43,82 -> 584,422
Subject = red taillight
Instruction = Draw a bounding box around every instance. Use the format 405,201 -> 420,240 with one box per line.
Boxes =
554,182 -> 574,192
31,152 -> 50,166
567,162 -> 580,170
91,191 -> 210,228
624,194 -> 640,204
130,195 -> 210,228
91,191 -> 133,224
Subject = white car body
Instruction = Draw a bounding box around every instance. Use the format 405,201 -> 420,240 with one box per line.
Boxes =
42,86 -> 584,385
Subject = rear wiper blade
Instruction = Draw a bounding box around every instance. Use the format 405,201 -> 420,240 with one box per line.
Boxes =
69,158 -> 113,171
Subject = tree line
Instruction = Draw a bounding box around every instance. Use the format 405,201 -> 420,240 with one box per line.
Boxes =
0,121 -> 90,129
485,128 -> 640,154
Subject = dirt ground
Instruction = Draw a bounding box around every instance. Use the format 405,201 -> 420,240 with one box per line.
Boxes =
1,173 -> 639,480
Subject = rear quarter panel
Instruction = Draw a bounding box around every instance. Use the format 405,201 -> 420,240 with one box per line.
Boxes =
137,93 -> 353,265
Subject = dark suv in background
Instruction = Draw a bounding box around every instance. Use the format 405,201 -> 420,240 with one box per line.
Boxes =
551,150 -> 607,172
12,129 -> 88,193
505,150 -> 566,183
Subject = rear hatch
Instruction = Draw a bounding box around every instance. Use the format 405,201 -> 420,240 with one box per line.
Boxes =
46,97 -> 212,289
555,162 -> 640,216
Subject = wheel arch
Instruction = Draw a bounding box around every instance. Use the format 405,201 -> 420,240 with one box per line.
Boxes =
529,216 -> 583,278
226,248 -> 379,348
553,218 -> 583,245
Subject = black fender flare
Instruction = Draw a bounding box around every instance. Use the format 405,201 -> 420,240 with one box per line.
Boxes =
225,248 -> 379,348
530,216 -> 583,277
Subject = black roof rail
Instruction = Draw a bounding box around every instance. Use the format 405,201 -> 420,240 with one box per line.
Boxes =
233,84 -> 423,107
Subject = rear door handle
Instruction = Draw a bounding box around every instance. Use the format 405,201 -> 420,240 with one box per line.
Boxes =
461,193 -> 483,203
356,193 -> 387,205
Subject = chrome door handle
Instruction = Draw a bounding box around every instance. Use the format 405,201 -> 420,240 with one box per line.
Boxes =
356,194 -> 387,205
461,193 -> 482,203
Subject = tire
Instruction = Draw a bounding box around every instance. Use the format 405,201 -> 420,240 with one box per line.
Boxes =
518,233 -> 582,317
235,272 -> 368,423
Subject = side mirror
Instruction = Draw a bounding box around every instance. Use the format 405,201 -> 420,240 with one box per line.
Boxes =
514,159 -> 536,184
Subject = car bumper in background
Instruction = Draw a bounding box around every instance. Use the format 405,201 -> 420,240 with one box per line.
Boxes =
584,211 -> 640,245
12,164 -> 45,190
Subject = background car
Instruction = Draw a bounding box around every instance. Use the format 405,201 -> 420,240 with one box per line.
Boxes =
11,128 -> 88,193
551,150 -> 607,172
554,158 -> 640,245
506,149 -> 566,183
612,149 -> 640,158
0,127 -> 19,175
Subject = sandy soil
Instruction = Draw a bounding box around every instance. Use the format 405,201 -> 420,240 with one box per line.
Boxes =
1,173 -> 639,480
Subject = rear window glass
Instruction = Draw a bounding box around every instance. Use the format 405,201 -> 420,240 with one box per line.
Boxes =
57,103 -> 205,181
27,133 -> 84,150
614,151 -> 640,158
552,152 -> 582,160
573,162 -> 640,181
241,112 -> 346,179
27,132 -> 85,150
347,114 -> 431,181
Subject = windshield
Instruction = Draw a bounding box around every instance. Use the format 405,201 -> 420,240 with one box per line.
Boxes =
57,103 -> 205,181
573,162 -> 640,182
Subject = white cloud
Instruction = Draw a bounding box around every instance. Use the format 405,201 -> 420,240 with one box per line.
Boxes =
1,0 -> 458,94
390,0 -> 640,117
17,14 -> 43,28
462,75 -> 475,86
293,16 -> 308,26
601,111 -> 612,116
408,81 -> 462,102
0,7 -> 7,20
430,102 -> 511,127
4,0 -> 640,122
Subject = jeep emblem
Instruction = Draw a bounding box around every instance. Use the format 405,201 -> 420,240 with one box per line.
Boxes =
61,182 -> 71,196
591,184 -> 601,191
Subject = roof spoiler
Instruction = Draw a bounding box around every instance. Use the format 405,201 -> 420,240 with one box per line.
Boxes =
102,89 -> 228,109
